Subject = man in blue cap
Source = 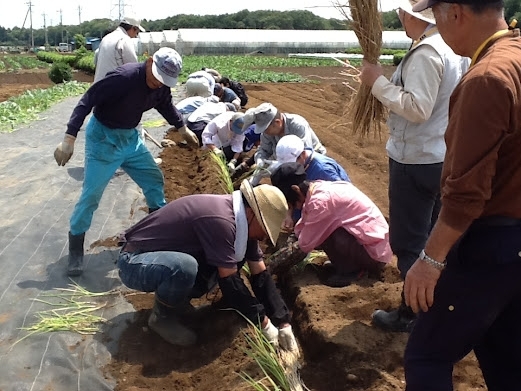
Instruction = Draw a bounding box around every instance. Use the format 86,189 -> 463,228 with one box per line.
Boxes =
54,47 -> 199,277
401,0 -> 521,389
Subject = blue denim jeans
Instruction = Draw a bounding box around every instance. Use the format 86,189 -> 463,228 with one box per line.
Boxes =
117,251 -> 198,306
69,116 -> 166,235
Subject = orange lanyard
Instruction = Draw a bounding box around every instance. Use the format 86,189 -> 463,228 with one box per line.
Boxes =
470,29 -> 513,67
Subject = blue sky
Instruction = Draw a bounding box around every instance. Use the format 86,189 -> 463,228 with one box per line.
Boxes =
1,0 -> 397,29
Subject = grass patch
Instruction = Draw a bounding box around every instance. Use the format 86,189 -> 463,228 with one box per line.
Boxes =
238,316 -> 305,391
0,81 -> 90,133
13,281 -> 116,347
208,150 -> 234,194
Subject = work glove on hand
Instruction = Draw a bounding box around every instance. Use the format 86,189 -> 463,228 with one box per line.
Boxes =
177,125 -> 199,147
261,319 -> 279,347
227,159 -> 237,174
54,134 -> 76,166
278,325 -> 299,354
255,157 -> 264,168
212,148 -> 224,158
161,139 -> 176,148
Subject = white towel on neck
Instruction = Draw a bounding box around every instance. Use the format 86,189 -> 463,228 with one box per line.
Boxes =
232,190 -> 248,262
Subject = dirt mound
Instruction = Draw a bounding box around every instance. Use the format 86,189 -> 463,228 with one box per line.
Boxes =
0,69 -> 93,102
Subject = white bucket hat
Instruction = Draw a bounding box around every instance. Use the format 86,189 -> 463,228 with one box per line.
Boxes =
276,135 -> 305,164
398,0 -> 436,25
239,180 -> 288,246
121,15 -> 146,32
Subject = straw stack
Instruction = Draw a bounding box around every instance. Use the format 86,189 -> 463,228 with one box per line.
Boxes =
337,0 -> 386,138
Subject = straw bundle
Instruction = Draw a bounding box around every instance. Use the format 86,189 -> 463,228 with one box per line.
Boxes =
336,0 -> 386,138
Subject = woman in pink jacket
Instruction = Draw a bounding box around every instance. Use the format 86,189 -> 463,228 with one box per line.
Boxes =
270,162 -> 392,287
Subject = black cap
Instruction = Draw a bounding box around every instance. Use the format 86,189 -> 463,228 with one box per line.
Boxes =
270,162 -> 307,201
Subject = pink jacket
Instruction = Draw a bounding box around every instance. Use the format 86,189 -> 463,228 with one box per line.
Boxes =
294,181 -> 392,263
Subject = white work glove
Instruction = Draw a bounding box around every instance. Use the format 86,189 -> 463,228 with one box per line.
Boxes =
265,160 -> 281,174
54,134 -> 76,166
177,125 -> 199,147
261,319 -> 279,347
255,157 -> 264,168
212,148 -> 224,158
227,159 -> 237,174
161,139 -> 176,148
278,325 -> 299,354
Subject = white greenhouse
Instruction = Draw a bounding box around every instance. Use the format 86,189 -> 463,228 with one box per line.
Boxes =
133,29 -> 411,56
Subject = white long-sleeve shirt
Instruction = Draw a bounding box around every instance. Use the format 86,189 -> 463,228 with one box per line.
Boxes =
94,26 -> 137,83
201,111 -> 245,153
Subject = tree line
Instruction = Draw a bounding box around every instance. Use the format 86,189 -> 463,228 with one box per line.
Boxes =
1,1 -> 520,48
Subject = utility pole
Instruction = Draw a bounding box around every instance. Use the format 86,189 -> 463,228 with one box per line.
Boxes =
78,5 -> 82,33
43,13 -> 49,46
26,1 -> 34,49
58,9 -> 64,42
118,0 -> 126,20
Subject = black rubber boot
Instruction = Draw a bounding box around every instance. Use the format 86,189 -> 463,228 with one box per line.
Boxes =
67,232 -> 85,277
148,299 -> 197,346
372,297 -> 416,333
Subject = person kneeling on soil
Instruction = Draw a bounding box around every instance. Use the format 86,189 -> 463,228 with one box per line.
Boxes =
269,163 -> 392,287
117,179 -> 299,351
242,102 -> 327,169
201,112 -> 246,173
276,134 -> 351,231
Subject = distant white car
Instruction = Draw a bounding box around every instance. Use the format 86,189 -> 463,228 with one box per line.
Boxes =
58,43 -> 69,52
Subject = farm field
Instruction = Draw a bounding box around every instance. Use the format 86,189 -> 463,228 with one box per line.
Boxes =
0,62 -> 485,391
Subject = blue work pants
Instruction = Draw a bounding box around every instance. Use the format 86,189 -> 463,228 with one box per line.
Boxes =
69,116 -> 166,235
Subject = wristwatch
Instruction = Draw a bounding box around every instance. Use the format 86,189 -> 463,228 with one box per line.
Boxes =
419,250 -> 446,270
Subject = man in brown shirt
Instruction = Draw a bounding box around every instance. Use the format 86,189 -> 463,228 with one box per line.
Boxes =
403,0 -> 521,389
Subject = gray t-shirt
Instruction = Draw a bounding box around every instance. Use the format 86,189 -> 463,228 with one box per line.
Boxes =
123,194 -> 262,269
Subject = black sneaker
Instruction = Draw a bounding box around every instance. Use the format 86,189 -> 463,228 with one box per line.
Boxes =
372,308 -> 416,332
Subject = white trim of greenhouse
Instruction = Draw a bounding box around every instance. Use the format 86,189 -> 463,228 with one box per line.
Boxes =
133,29 -> 411,56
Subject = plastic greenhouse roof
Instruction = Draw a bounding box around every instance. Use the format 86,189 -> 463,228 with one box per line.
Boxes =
132,29 -> 412,53
174,29 -> 410,45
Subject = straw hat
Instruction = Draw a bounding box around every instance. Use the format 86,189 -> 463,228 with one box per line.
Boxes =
399,0 -> 436,25
239,180 -> 288,246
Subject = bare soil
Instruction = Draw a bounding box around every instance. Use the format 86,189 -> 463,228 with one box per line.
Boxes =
0,66 -> 485,391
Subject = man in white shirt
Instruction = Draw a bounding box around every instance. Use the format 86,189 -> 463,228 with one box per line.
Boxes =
93,16 -> 144,83
359,0 -> 469,332
185,70 -> 216,98
186,101 -> 236,144
175,95 -> 220,122
201,112 -> 246,171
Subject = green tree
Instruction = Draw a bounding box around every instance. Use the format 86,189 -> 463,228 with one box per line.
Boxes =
504,0 -> 521,23
74,34 -> 86,49
382,10 -> 402,30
